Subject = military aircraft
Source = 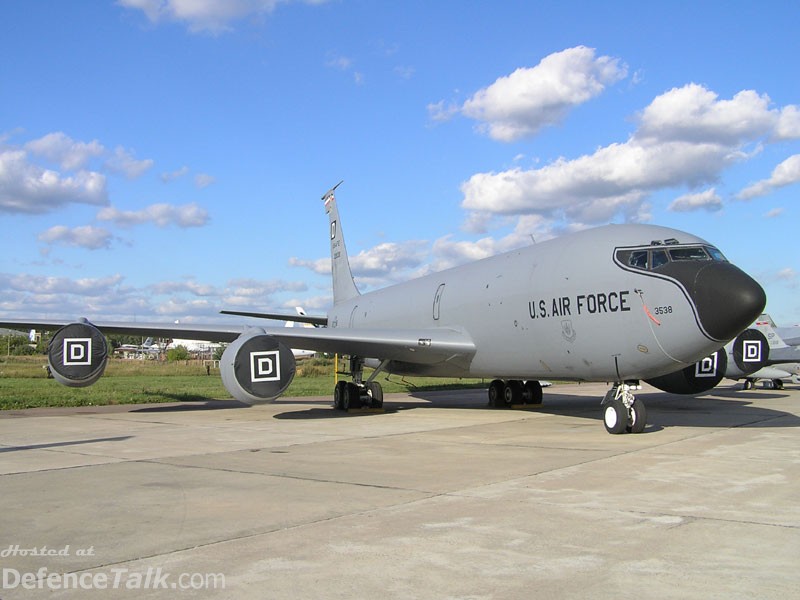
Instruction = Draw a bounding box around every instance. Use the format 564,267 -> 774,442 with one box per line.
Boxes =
0,183 -> 766,434
114,337 -> 163,359
737,315 -> 800,389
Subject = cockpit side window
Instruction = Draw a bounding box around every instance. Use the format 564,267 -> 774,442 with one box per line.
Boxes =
628,250 -> 648,269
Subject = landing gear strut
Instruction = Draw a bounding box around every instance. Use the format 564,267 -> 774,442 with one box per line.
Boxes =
602,382 -> 647,434
332,356 -> 384,411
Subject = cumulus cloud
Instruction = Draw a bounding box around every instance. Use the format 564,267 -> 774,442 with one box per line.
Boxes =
222,278 -> 308,307
0,269 -> 316,321
433,46 -> 628,142
160,166 -> 189,182
290,240 -> 428,289
150,278 -> 219,296
104,146 -> 154,179
775,105 -> 800,140
288,256 -> 330,276
668,188 -> 723,213
4,273 -> 124,296
37,225 -> 114,250
737,154 -> 800,200
637,85 -> 779,145
194,173 -> 215,188
0,149 -> 108,214
25,132 -> 104,170
119,0 -> 326,34
461,83 -> 800,227
97,202 -> 209,228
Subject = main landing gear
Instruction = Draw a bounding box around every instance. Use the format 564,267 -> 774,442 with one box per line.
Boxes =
487,379 -> 544,408
601,382 -> 647,434
332,356 -> 385,411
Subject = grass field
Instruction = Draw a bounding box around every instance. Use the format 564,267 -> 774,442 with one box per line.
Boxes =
0,356 -> 488,410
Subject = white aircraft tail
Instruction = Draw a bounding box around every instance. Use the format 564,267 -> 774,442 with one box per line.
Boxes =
322,182 -> 360,305
754,314 -> 789,349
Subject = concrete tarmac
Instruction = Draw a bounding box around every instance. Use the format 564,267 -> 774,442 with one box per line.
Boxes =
0,382 -> 798,599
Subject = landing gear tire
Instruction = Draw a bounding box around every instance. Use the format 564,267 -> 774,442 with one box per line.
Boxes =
626,401 -> 647,434
603,398 -> 629,435
488,379 -> 506,408
333,381 -> 347,410
523,380 -> 543,405
743,378 -> 754,391
773,379 -> 784,390
343,382 -> 362,411
504,380 -> 524,405
366,381 -> 384,408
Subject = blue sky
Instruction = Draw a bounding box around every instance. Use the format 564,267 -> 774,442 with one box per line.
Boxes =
1,0 -> 799,326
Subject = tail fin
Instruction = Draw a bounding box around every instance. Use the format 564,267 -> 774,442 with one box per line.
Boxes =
754,314 -> 789,349
322,182 -> 360,305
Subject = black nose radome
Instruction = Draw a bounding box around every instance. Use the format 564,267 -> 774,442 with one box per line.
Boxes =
690,262 -> 766,342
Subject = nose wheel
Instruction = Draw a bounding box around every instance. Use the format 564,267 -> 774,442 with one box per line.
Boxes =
602,383 -> 647,434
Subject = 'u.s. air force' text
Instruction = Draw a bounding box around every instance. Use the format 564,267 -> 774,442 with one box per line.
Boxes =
529,290 -> 631,319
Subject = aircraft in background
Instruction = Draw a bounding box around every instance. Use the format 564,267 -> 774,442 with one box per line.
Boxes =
735,315 -> 800,389
115,337 -> 163,359
0,183 -> 766,434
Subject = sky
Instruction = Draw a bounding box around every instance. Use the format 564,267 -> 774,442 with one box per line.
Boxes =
1,0 -> 799,327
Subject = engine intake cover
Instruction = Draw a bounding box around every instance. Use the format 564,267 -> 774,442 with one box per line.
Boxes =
646,348 -> 728,395
47,321 -> 109,387
220,332 -> 296,404
730,328 -> 769,375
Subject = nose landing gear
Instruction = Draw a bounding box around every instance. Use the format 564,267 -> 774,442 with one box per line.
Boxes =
602,382 -> 647,434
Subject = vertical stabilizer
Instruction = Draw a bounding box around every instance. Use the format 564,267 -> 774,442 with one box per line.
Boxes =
755,314 -> 790,349
322,182 -> 360,305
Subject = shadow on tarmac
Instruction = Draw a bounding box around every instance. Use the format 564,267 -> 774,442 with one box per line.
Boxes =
132,399 -> 251,412
0,436 -> 133,453
271,386 -> 800,429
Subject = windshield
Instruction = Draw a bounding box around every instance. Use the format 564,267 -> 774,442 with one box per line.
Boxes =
617,244 -> 728,271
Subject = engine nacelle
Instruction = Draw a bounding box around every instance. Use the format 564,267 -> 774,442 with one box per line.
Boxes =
220,331 -> 296,404
726,328 -> 769,379
646,348 -> 728,395
47,321 -> 109,387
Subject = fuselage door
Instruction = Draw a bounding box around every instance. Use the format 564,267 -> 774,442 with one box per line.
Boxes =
433,283 -> 445,321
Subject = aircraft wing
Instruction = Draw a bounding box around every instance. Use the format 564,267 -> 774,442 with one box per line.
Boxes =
268,326 -> 476,367
219,310 -> 327,327
767,346 -> 800,365
0,318 -> 249,344
0,317 -> 476,366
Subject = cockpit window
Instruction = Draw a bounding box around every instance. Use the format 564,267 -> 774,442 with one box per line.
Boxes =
669,246 -> 709,261
617,244 -> 728,271
651,249 -> 669,268
628,250 -> 648,269
705,246 -> 727,261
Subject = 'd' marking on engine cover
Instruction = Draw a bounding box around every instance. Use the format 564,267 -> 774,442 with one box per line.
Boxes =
694,353 -> 718,378
250,350 -> 281,383
63,338 -> 92,366
743,340 -> 762,362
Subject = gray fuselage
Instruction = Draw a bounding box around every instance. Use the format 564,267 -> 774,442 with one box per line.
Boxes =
328,224 -> 762,382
